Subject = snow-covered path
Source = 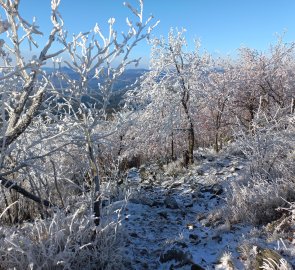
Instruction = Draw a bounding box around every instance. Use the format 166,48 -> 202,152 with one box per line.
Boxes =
115,154 -> 251,269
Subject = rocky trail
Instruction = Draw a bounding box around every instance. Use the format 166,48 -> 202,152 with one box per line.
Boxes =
105,152 -> 247,269
103,150 -> 295,269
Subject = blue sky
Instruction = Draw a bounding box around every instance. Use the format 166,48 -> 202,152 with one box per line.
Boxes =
14,0 -> 295,67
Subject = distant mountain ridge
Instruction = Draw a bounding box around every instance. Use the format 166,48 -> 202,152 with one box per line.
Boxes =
43,67 -> 148,91
42,67 -> 148,110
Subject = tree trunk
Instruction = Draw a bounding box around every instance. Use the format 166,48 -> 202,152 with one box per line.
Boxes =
92,176 -> 101,226
182,98 -> 194,166
171,131 -> 175,161
86,132 -> 101,226
214,132 -> 219,153
169,44 -> 195,165
188,122 -> 195,164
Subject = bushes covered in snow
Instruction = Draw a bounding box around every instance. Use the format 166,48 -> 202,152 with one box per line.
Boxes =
226,114 -> 295,225
0,206 -> 125,270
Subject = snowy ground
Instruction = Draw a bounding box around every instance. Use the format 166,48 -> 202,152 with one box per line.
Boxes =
103,150 -> 295,269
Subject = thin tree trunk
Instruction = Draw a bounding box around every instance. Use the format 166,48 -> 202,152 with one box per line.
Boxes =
187,122 -> 195,165
169,45 -> 195,165
171,131 -> 175,161
86,133 -> 101,226
182,99 -> 195,165
214,132 -> 219,153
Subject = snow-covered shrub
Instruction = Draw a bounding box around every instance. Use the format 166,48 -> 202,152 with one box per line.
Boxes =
226,114 -> 295,224
226,178 -> 295,224
235,113 -> 294,182
163,159 -> 186,177
238,244 -> 293,270
216,251 -> 235,269
0,206 -> 126,270
260,258 -> 292,270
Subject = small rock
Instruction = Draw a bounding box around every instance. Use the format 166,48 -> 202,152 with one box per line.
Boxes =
189,234 -> 200,244
216,158 -> 231,168
139,248 -> 149,256
196,168 -> 205,175
212,235 -> 222,243
140,185 -> 153,191
215,170 -> 225,175
161,180 -> 171,188
198,193 -> 205,198
158,211 -> 168,219
159,248 -> 191,264
192,190 -> 200,199
197,214 -> 206,221
129,232 -> 138,238
175,241 -> 188,248
200,184 -> 223,195
230,149 -> 247,158
203,221 -> 211,227
170,180 -> 183,188
212,184 -> 223,195
207,156 -> 215,162
195,154 -> 206,161
164,195 -> 179,209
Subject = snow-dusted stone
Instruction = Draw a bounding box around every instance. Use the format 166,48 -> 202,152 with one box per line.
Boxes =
207,156 -> 215,162
130,189 -> 165,207
164,195 -> 179,209
215,158 -> 231,168
200,183 -> 223,196
157,210 -> 168,219
170,179 -> 184,188
196,168 -> 205,175
236,165 -> 244,170
194,153 -> 207,162
212,235 -> 222,243
177,189 -> 194,208
228,148 -> 247,159
159,248 -> 192,265
189,234 -> 200,244
215,170 -> 225,175
159,244 -> 205,269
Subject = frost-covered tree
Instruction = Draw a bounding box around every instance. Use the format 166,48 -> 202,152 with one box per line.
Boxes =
231,39 -> 295,131
129,29 -> 210,165
201,57 -> 236,152
0,0 -> 158,225
50,0 -> 158,225
0,0 -> 66,213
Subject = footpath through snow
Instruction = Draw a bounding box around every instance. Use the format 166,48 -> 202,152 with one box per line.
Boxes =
104,150 -> 295,269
